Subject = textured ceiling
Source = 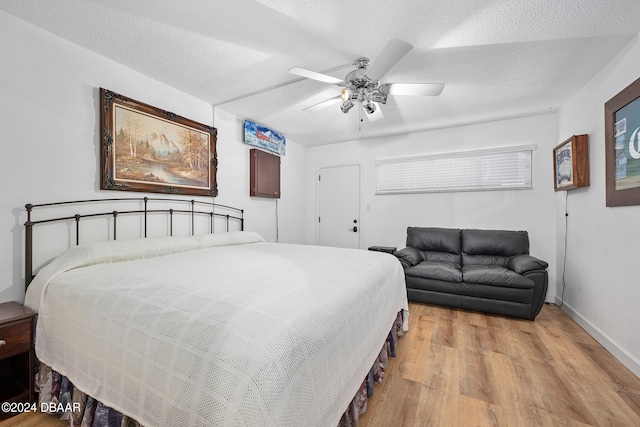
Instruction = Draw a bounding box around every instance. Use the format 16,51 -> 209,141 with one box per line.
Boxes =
2,0 -> 640,146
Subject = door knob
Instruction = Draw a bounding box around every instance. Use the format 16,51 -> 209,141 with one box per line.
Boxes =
348,226 -> 358,232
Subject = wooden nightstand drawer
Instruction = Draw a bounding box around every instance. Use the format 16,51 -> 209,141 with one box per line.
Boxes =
0,302 -> 36,415
0,319 -> 31,359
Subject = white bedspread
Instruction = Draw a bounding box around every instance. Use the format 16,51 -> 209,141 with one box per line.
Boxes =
25,232 -> 408,427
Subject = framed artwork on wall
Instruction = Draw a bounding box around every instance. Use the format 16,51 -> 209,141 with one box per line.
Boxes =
605,77 -> 640,207
243,120 -> 286,155
553,134 -> 590,191
100,88 -> 218,197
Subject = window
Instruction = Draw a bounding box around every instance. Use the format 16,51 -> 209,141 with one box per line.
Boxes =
375,145 -> 534,194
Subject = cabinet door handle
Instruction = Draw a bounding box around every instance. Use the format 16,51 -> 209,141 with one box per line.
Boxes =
0,339 -> 6,347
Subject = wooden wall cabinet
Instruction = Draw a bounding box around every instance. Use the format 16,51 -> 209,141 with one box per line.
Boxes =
553,134 -> 590,191
250,149 -> 281,198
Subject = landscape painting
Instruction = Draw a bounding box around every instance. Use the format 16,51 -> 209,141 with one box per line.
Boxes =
100,89 -> 217,197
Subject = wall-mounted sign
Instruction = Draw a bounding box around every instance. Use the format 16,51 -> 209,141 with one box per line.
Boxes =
244,120 -> 286,156
605,77 -> 640,206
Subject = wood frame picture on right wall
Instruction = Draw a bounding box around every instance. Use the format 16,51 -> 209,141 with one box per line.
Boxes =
553,134 -> 590,191
605,77 -> 640,207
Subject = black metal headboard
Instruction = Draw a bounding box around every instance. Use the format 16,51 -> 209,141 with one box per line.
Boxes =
24,197 -> 244,289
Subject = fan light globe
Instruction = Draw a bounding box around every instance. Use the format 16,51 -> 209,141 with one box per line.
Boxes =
341,100 -> 354,114
341,88 -> 350,102
362,101 -> 376,114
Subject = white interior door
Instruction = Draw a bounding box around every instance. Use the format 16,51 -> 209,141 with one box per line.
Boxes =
319,164 -> 360,248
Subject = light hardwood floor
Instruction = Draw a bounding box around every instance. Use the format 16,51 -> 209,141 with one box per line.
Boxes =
359,302 -> 640,426
2,302 -> 639,426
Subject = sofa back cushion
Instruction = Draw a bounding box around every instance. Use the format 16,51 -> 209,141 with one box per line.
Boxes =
406,227 -> 461,265
461,229 -> 529,267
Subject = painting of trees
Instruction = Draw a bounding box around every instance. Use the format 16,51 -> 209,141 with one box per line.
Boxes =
101,88 -> 217,196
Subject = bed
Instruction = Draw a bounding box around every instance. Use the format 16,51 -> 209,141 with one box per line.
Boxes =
22,198 -> 409,427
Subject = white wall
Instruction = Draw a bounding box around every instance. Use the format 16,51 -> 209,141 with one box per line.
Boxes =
556,35 -> 640,377
0,11 -> 307,304
306,114 -> 558,295
212,108 -> 307,244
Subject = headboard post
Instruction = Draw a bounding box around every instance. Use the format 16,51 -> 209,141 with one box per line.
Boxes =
113,211 -> 118,240
143,197 -> 148,238
25,204 -> 34,290
74,214 -> 81,245
191,200 -> 195,236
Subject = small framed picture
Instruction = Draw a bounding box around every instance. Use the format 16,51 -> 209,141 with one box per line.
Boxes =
553,135 -> 589,191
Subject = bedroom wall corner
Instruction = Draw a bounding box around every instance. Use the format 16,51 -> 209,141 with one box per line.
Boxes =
0,10 -> 308,305
555,33 -> 640,378
0,10 -> 218,303
212,108 -> 308,244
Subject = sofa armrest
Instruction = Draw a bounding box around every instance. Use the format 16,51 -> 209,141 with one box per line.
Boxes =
507,254 -> 548,274
395,247 -> 422,268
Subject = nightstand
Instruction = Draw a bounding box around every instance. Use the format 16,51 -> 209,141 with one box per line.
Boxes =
368,246 -> 397,254
0,302 -> 36,419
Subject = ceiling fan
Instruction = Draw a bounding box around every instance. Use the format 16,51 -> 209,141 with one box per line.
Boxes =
289,39 -> 444,122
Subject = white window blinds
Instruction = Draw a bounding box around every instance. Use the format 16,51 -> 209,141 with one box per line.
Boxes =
375,146 -> 534,194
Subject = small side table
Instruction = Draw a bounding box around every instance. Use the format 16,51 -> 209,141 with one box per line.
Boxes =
368,246 -> 397,254
0,302 -> 36,420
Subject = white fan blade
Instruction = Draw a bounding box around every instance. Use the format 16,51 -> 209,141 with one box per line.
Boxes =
364,103 -> 384,122
384,83 -> 445,96
366,39 -> 413,81
303,95 -> 342,112
289,67 -> 344,85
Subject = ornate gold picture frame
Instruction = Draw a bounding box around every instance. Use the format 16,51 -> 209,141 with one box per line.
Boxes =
100,88 -> 218,197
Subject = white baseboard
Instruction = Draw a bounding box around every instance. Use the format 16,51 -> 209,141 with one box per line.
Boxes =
552,296 -> 640,379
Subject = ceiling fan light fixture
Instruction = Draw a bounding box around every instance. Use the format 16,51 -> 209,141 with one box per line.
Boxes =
370,91 -> 387,104
292,38 -> 445,120
341,88 -> 350,102
342,88 -> 360,102
341,100 -> 355,114
362,100 -> 376,114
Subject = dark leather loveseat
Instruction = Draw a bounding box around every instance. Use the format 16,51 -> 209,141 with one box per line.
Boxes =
395,227 -> 549,320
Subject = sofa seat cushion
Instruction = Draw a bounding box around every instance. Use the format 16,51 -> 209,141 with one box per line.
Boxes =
405,277 -> 534,304
462,265 -> 533,289
405,261 -> 462,282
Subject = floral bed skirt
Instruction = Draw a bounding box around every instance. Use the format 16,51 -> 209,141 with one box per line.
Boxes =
37,310 -> 406,427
